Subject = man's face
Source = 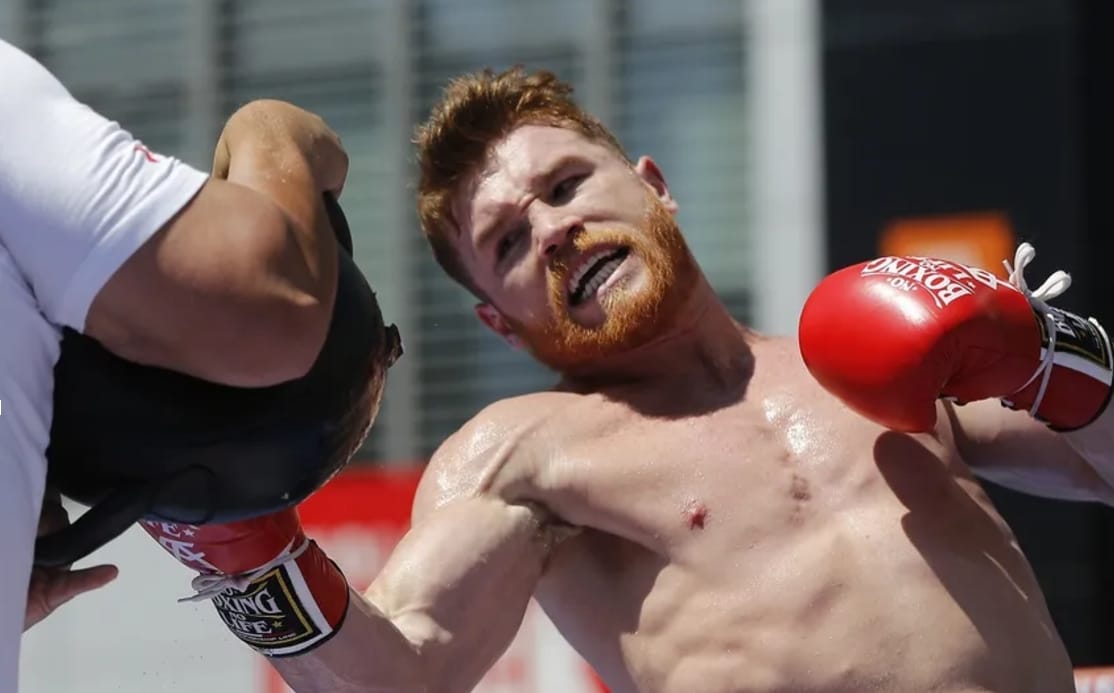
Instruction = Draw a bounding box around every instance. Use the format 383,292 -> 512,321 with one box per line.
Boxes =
451,124 -> 698,372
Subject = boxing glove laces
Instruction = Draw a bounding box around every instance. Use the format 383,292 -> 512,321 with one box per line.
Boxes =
799,243 -> 1114,432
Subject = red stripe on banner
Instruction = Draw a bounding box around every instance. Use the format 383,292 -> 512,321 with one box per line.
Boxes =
297,464 -> 424,530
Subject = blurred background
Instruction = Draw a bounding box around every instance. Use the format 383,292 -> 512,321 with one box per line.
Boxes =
5,0 -> 1113,690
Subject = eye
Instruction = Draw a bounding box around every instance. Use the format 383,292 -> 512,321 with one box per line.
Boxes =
496,226 -> 526,263
550,175 -> 585,204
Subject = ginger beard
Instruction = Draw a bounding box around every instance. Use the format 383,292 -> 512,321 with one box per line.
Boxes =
505,195 -> 699,373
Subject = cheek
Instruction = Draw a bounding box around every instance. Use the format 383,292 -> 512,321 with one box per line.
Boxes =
585,185 -> 648,225
513,259 -> 554,297
494,270 -> 554,322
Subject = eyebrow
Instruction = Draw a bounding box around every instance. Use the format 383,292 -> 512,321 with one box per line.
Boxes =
473,202 -> 522,254
473,155 -> 583,252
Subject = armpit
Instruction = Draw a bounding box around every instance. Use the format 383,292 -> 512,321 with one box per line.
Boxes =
512,500 -> 582,558
507,501 -> 583,574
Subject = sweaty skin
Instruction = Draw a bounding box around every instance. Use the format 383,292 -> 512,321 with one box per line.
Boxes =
511,348 -> 1074,693
273,338 -> 1083,693
268,124 -> 1106,693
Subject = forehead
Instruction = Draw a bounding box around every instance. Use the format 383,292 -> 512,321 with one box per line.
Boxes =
450,124 -> 611,236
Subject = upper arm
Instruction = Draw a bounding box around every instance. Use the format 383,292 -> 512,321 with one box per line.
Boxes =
85,178 -> 332,386
365,409 -> 561,691
0,42 -> 330,385
948,399 -> 1114,504
367,497 -> 553,692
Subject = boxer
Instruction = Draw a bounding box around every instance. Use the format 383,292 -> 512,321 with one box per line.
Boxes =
1,37 -> 353,690
151,68 -> 1114,692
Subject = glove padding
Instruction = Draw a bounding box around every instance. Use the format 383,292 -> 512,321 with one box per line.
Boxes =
799,243 -> 1113,432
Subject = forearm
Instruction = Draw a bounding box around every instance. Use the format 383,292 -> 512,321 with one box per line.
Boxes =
271,588 -> 427,693
1062,398 -> 1114,493
219,102 -> 339,310
274,498 -> 554,693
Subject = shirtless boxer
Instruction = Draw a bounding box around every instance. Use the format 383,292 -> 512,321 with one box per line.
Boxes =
148,68 -> 1114,692
1,38 -> 350,689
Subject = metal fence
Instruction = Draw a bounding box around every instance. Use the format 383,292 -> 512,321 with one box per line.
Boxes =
1,0 -> 822,461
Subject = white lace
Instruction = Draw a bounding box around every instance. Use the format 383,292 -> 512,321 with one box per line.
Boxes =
178,538 -> 310,603
1001,242 -> 1072,416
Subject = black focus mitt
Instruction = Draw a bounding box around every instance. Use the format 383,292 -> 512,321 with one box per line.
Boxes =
36,194 -> 402,567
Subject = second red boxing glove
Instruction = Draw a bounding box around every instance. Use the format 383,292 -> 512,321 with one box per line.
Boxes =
798,243 -> 1113,433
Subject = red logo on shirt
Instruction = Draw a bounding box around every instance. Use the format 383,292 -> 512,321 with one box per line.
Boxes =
134,144 -> 158,163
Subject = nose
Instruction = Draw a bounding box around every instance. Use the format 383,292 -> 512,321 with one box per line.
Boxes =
536,214 -> 582,259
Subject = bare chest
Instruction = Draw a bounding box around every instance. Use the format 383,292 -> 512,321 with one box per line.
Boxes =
528,393 -> 1064,692
535,394 -> 866,558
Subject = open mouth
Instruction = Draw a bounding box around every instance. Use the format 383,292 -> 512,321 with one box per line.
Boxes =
568,247 -> 630,306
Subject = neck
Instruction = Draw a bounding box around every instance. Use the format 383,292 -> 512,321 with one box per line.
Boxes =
558,280 -> 759,393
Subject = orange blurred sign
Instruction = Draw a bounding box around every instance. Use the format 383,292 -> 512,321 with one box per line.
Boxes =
879,212 -> 1016,278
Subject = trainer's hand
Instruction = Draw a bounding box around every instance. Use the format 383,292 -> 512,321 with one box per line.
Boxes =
24,491 -> 118,630
213,99 -> 349,197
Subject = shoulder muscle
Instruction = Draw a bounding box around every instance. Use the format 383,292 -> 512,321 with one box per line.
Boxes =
412,393 -> 574,522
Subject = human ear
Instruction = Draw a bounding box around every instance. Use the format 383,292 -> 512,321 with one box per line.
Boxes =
474,303 -> 524,348
634,156 -> 678,213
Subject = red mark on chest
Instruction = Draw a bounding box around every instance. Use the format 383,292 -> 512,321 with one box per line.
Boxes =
684,501 -> 709,530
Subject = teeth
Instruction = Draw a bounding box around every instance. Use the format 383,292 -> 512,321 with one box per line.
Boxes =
568,250 -> 613,295
580,258 -> 622,300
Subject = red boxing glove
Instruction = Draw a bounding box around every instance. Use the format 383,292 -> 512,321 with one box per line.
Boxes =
142,509 -> 349,657
799,243 -> 1114,433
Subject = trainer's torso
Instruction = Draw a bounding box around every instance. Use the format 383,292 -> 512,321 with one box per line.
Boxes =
0,241 -> 60,683
505,338 -> 1074,693
0,242 -> 58,501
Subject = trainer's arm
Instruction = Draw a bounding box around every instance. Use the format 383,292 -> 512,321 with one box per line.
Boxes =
273,496 -> 556,693
949,399 -> 1114,505
86,100 -> 343,386
1,41 -> 345,386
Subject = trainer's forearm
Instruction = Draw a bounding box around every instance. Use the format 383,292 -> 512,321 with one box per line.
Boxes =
270,588 -> 427,693
220,110 -> 339,309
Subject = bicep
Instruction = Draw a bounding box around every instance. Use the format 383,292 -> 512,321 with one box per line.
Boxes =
366,495 -> 552,692
85,177 -> 330,386
948,399 -> 1114,504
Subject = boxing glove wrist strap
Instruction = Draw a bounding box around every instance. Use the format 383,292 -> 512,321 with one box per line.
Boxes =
1001,244 -> 1114,430
184,539 -> 349,658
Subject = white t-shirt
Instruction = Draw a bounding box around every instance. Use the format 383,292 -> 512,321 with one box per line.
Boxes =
0,39 -> 208,690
